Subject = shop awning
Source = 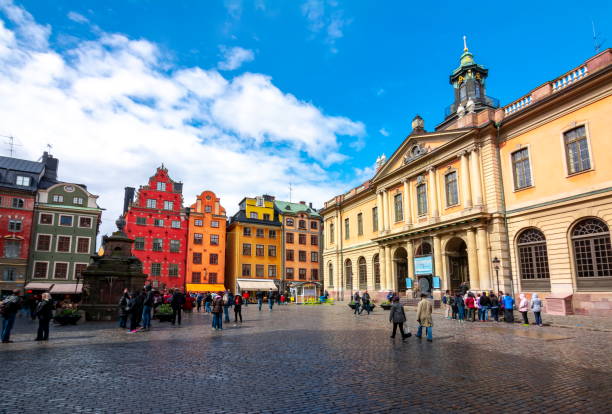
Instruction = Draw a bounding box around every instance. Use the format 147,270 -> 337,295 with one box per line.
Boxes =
24,282 -> 55,291
236,279 -> 277,291
50,283 -> 83,294
185,283 -> 226,293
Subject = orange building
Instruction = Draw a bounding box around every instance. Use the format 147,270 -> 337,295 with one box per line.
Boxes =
185,191 -> 227,293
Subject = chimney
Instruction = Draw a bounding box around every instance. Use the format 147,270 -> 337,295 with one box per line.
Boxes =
263,194 -> 275,202
42,152 -> 59,183
174,182 -> 183,194
123,187 -> 135,214
299,201 -> 305,205
309,202 -> 313,208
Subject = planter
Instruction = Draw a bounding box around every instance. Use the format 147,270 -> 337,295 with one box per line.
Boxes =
53,314 -> 81,325
381,304 -> 392,310
156,313 -> 173,322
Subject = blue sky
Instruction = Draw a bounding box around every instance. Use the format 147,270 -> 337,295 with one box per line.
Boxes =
1,0 -> 610,236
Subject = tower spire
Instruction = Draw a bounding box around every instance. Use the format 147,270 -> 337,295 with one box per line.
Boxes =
463,35 -> 468,52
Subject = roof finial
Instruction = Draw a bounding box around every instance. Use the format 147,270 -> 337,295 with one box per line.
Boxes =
463,35 -> 468,52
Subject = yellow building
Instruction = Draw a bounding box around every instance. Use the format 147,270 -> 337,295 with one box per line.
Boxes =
321,46 -> 612,316
225,195 -> 282,293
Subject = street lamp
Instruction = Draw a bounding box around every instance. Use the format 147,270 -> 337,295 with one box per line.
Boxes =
492,257 -> 500,294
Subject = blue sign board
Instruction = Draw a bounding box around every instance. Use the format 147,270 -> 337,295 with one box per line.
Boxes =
432,277 -> 441,289
405,278 -> 413,289
414,256 -> 433,275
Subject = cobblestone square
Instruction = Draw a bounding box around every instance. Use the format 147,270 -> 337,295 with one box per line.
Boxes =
2,305 -> 611,413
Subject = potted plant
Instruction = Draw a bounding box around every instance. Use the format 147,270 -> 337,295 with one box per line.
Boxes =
380,301 -> 392,310
348,300 -> 356,310
155,304 -> 174,322
53,308 -> 81,325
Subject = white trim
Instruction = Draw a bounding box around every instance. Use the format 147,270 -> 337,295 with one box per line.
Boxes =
78,215 -> 94,228
58,214 -> 74,227
560,121 -> 595,177
32,260 -> 50,279
38,212 -> 54,226
52,261 -> 70,280
35,233 -> 53,252
56,235 -> 72,253
75,236 -> 91,254
73,262 -> 89,279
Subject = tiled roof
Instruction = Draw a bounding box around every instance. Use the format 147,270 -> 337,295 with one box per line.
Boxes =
0,156 -> 44,173
274,200 -> 321,218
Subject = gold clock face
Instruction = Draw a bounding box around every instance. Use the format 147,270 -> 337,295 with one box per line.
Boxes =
457,75 -> 464,85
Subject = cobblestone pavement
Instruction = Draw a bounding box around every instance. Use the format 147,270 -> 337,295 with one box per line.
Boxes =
2,304 -> 612,414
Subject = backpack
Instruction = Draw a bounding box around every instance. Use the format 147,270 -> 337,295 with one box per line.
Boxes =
442,295 -> 447,304
235,296 -> 242,305
222,294 -> 229,305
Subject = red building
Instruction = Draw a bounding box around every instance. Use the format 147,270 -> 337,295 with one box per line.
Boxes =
123,166 -> 187,290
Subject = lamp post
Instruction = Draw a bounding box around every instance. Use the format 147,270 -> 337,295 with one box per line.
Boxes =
492,257 -> 500,294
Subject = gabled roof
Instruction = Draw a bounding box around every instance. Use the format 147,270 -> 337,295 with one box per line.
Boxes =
274,200 -> 321,218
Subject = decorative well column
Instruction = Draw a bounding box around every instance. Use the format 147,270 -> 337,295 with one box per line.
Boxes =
466,228 -> 480,290
433,235 -> 443,289
376,191 -> 384,233
460,150 -> 472,208
403,178 -> 412,225
427,167 -> 439,218
476,226 -> 491,290
470,147 -> 483,206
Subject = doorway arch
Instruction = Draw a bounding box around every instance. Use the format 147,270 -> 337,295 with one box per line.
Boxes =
393,247 -> 408,292
445,237 -> 469,293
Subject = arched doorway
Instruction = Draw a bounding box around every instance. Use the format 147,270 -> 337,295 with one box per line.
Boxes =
358,257 -> 367,290
393,247 -> 408,292
414,240 -> 433,296
446,237 -> 469,293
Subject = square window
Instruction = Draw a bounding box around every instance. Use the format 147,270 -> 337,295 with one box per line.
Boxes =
287,233 -> 294,243
164,201 -> 174,210
33,262 -> 48,279
8,219 -> 22,232
210,234 -> 219,245
269,230 -> 276,239
211,220 -> 220,228
75,263 -> 88,278
263,214 -> 270,221
192,272 -> 201,283
256,264 -> 264,277
210,253 -> 218,265
286,267 -> 294,279
154,219 -> 164,227
242,243 -> 252,256
79,217 -> 93,228
299,268 -> 307,280
168,264 -> 179,277
286,218 -> 294,227
194,219 -> 203,227
73,197 -> 84,205
250,212 -> 258,219
268,245 -> 276,257
242,264 -> 251,277
51,195 -> 63,203
4,240 -> 20,258
193,252 -> 202,264
170,240 -> 180,253
298,220 -> 306,229
16,175 -> 31,186
243,227 -> 252,237
57,236 -> 71,252
310,221 -> 318,230
76,237 -> 90,254
53,263 -> 68,279
152,238 -> 163,251
299,234 -> 306,245
268,265 -> 276,277
134,237 -> 145,250
151,263 -> 161,276
286,249 -> 294,261
59,215 -> 73,226
256,228 -> 264,238
209,272 -> 218,284
205,205 -> 212,213
40,213 -> 53,225
136,217 -> 147,225
36,235 -> 51,251
171,220 -> 181,229
2,268 -> 16,281
157,182 -> 166,191
256,244 -> 264,256
299,251 -> 306,262
146,199 -> 157,209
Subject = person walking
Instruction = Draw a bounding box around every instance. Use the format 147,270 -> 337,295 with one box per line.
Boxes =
268,289 -> 275,311
465,293 -> 476,322
34,293 -> 54,341
196,293 -> 203,312
359,291 -> 371,315
142,285 -> 154,331
212,292 -> 223,330
502,292 -> 515,323
519,293 -> 530,326
118,289 -> 130,328
480,291 -> 490,322
489,292 -> 500,322
531,293 -> 543,326
204,292 -> 212,313
127,291 -> 142,333
0,289 -> 21,343
442,290 -> 452,319
234,293 -> 243,325
389,296 -> 411,340
256,291 -> 264,311
450,292 -> 458,320
223,291 -> 231,322
353,291 -> 361,315
415,293 -> 433,342
242,291 -> 249,307
455,292 -> 465,323
170,289 -> 186,326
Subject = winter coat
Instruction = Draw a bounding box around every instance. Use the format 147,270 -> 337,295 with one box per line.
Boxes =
118,295 -> 130,317
389,303 -> 406,323
489,296 -> 499,308
465,297 -> 475,309
212,296 -> 223,313
502,295 -> 514,310
531,294 -> 542,312
35,299 -> 54,320
480,295 -> 491,307
170,292 -> 186,310
0,294 -> 22,317
518,294 -> 529,312
416,299 -> 433,327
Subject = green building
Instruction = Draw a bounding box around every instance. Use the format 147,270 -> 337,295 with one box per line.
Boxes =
27,183 -> 103,294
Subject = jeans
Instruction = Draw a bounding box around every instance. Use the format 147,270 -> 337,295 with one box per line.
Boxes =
36,318 -> 51,340
196,301 -> 202,312
491,307 -> 499,322
258,299 -> 263,311
416,325 -> 433,340
142,305 -> 152,329
353,303 -> 360,314
481,306 -> 489,321
234,307 -> 242,323
2,314 -> 16,342
458,307 -> 465,321
223,306 -> 230,322
172,308 -> 182,325
269,300 -> 274,311
534,311 -> 542,325
467,308 -> 476,321
205,302 -> 211,313
360,303 -> 370,315
212,312 -> 222,329
119,315 -> 128,328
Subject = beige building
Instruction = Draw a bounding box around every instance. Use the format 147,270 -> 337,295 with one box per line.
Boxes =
321,46 -> 612,316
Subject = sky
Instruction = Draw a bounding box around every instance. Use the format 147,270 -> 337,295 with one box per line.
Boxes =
0,0 -> 610,238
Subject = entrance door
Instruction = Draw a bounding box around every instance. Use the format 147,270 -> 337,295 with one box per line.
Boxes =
449,256 -> 468,292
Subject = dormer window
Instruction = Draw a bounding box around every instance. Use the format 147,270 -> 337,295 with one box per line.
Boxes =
256,196 -> 264,207
16,176 -> 31,186
157,182 -> 166,191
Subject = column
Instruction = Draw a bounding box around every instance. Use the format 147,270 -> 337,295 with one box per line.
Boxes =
476,226 -> 492,290
380,246 -> 387,290
470,147 -> 483,206
387,189 -> 394,227
385,245 -> 393,290
376,191 -> 384,233
383,190 -> 391,230
433,235 -> 443,289
406,240 -> 414,283
466,228 -> 480,290
403,179 -> 412,225
460,150 -> 472,208
427,167 -> 439,218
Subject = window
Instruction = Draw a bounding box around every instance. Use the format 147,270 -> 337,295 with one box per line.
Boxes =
299,234 -> 306,245
8,219 -> 22,232
345,259 -> 353,289
511,148 -> 532,190
136,217 -> 147,225
59,215 -> 73,226
256,228 -> 264,238
164,201 -> 174,210
134,237 -> 145,250
2,268 -> 15,282
394,193 -> 403,222
327,262 -> 334,287
299,220 -> 306,229
4,240 -> 20,258
571,218 -> 612,279
286,218 -> 294,227
286,249 -> 294,261
205,205 -> 212,213
171,220 -> 181,229
168,264 -> 179,277
36,235 -> 51,251
16,175 -> 31,186
299,250 -> 306,262
417,184 -> 428,216
76,237 -> 90,254
210,253 -> 218,265
250,212 -> 258,219
146,199 -> 157,208
12,198 -> 25,208
311,235 -> 318,246
299,268 -> 307,280
311,269 -> 319,280
154,219 -> 164,227
40,213 -> 53,225
330,223 -> 335,243
310,221 -> 318,230
51,195 -> 63,203
286,267 -> 294,279
256,264 -> 264,277
263,214 -> 270,221
194,219 -> 203,227
564,126 -> 591,174
256,244 -> 264,257
517,229 -> 550,284
287,233 -> 294,243
357,213 -> 364,236
242,243 -> 252,256
169,240 -> 180,252
268,265 -> 276,277
57,236 -> 71,252
358,257 -> 367,289
243,227 -> 252,237
242,264 -> 251,276
33,262 -> 48,279
193,234 -> 203,244
373,254 -> 381,290
415,242 -> 432,256
151,263 -> 161,276
255,196 -> 264,207
156,182 -> 166,191
210,234 -> 219,245
192,272 -> 201,283
152,238 -> 163,252
445,172 -> 459,206
344,218 -> 350,239
73,197 -> 84,205
209,273 -> 218,283
53,263 -> 68,279
311,252 -> 318,262
211,220 -> 220,228
74,263 -> 88,279
79,217 -> 92,228
193,252 -> 202,264
268,245 -> 277,257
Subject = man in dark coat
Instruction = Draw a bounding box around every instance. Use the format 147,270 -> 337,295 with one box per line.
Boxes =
170,289 -> 186,326
34,292 -> 54,341
389,296 -> 411,340
1,289 -> 22,343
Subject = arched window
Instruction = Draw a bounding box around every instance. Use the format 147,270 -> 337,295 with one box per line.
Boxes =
415,242 -> 432,256
373,254 -> 381,290
327,262 -> 334,287
572,218 -> 612,279
358,257 -> 367,289
344,259 -> 353,290
517,228 -> 550,281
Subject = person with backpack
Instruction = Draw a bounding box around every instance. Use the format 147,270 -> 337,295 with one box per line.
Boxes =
223,291 -> 231,323
204,292 -> 212,313
142,285 -> 154,331
489,292 -> 500,322
268,289 -> 275,311
234,293 -> 243,324
359,291 -> 371,315
442,290 -> 451,319
118,289 -> 130,328
353,291 -> 361,315
196,293 -> 204,312
34,293 -> 54,341
170,289 -> 186,326
1,289 -> 22,343
256,291 -> 264,311
212,291 -> 224,330
389,296 -> 411,340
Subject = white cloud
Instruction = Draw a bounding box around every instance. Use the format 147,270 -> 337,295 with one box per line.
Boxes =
217,45 -> 254,71
224,0 -> 242,20
301,0 -> 351,53
67,11 -> 88,24
0,0 -> 365,238
379,128 -> 389,137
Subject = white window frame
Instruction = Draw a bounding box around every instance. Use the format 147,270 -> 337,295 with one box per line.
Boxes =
32,260 -> 50,279
73,197 -> 84,205
154,218 -> 164,227
8,219 -> 22,232
78,215 -> 94,228
58,214 -> 74,227
39,213 -> 54,225
56,235 -> 72,253
509,144 -> 535,192
16,175 -> 31,186
146,199 -> 157,208
157,182 -> 166,191
52,261 -> 70,280
560,121 -> 595,177
211,220 -> 219,228
75,236 -> 91,254
171,220 -> 181,229
164,201 -> 174,210
52,195 -> 64,203
35,233 -> 53,252
73,262 -> 89,279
